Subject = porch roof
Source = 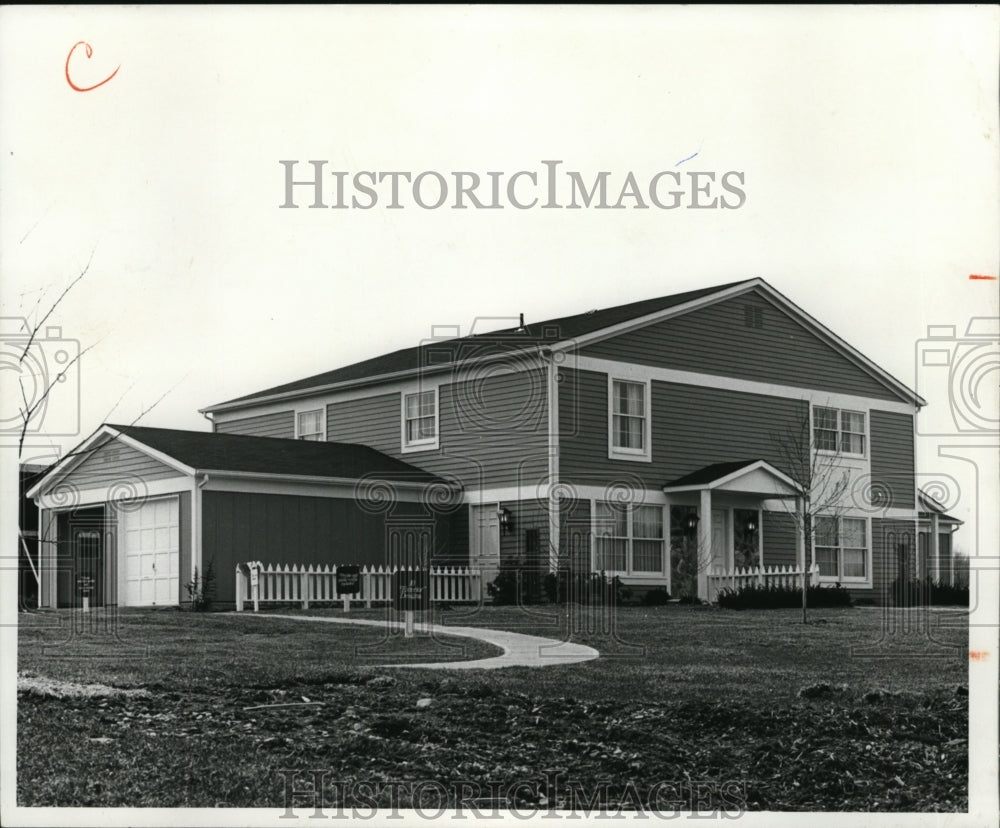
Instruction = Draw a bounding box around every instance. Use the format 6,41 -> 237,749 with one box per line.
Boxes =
662,459 -> 802,498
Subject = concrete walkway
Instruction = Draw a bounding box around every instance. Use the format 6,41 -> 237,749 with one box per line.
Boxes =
257,613 -> 600,670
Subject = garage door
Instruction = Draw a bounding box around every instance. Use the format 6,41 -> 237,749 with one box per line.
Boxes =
121,497 -> 179,606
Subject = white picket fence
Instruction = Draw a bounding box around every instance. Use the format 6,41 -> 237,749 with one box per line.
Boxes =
234,563 -> 483,611
706,563 -> 821,601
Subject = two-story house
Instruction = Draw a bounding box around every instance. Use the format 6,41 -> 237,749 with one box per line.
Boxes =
29,278 -> 931,608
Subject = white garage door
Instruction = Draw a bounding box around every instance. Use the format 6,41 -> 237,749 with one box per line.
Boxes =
122,497 -> 179,606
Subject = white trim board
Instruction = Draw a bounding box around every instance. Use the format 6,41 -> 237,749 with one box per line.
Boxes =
573,356 -> 917,416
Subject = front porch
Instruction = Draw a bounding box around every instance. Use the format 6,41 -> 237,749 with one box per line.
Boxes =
662,460 -> 806,603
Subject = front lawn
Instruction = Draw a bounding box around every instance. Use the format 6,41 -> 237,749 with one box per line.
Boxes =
17,604 -> 968,812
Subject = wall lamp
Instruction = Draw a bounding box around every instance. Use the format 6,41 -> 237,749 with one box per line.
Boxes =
497,507 -> 513,534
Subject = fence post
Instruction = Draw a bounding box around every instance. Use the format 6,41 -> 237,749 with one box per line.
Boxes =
364,566 -> 372,608
252,564 -> 260,612
235,565 -> 245,612
302,565 -> 311,610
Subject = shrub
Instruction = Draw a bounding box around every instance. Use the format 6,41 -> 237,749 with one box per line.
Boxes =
716,582 -> 852,610
184,560 -> 216,611
486,570 -> 521,605
889,577 -> 969,607
543,570 -> 632,606
640,587 -> 672,606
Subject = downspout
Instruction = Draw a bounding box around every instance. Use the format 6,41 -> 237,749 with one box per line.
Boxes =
194,473 -> 210,589
541,346 -> 560,573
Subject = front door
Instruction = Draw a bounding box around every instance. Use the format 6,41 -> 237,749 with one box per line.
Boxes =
470,505 -> 500,586
711,509 -> 728,574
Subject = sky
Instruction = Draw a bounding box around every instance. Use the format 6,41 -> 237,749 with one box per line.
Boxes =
1,7 -> 998,819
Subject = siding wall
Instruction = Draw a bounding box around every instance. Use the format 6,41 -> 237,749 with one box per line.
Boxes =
762,509 -> 798,568
581,290 -> 900,401
559,367 -> 808,488
201,491 -> 460,607
871,517 -> 918,602
325,370 -> 549,490
869,410 -> 916,509
67,440 -> 180,490
560,498 -> 592,573
214,411 -> 295,438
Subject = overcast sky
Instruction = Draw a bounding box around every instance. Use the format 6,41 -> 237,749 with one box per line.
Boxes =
2,6 -> 997,537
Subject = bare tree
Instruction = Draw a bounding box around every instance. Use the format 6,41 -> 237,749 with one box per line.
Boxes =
770,404 -> 853,623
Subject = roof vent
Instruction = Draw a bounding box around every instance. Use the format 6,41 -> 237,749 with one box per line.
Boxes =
744,304 -> 764,329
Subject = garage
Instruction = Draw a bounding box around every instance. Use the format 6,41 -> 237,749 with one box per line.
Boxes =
120,497 -> 180,606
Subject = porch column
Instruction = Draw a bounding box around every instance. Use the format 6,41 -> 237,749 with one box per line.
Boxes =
39,507 -> 57,609
795,495 -> 806,571
931,512 -> 940,582
697,488 -> 712,602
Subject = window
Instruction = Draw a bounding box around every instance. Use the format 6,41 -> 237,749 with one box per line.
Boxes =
296,409 -> 324,441
814,516 -> 868,581
594,501 -> 664,574
813,407 -> 866,456
609,378 -> 650,461
402,389 -> 438,450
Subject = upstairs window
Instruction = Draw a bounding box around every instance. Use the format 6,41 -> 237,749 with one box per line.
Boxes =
609,378 -> 650,461
813,406 -> 866,456
402,389 -> 438,451
296,409 -> 324,441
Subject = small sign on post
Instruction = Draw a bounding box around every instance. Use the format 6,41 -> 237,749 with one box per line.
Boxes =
249,563 -> 260,612
393,570 -> 430,638
336,565 -> 361,613
77,575 -> 94,613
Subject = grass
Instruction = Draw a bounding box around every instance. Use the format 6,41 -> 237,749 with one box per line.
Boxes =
17,603 -> 969,811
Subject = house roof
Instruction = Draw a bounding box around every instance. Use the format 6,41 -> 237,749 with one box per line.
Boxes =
918,488 -> 963,526
29,424 -> 451,499
202,277 -> 925,413
205,280 -> 752,410
662,459 -> 803,496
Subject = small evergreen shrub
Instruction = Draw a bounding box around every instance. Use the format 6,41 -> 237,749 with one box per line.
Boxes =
640,586 -> 672,606
184,560 -> 216,611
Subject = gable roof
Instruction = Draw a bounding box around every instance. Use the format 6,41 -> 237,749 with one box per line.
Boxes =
662,459 -> 803,495
918,488 -> 963,526
28,424 -> 451,499
202,278 -> 924,413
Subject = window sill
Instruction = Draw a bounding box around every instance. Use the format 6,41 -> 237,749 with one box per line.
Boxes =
608,449 -> 652,463
401,439 -> 439,454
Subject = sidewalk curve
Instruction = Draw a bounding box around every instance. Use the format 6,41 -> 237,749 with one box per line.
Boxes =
253,613 -> 600,670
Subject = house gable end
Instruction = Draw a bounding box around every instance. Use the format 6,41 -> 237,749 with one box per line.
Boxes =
578,286 -> 912,403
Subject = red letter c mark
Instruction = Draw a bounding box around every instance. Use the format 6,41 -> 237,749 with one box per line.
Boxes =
65,41 -> 120,92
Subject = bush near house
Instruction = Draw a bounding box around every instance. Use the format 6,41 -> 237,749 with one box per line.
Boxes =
889,578 -> 969,608
488,569 -> 632,606
717,582 -> 852,610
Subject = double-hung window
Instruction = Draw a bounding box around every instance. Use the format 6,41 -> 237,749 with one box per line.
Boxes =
609,378 -> 650,461
296,409 -> 324,441
814,516 -> 868,582
594,501 -> 664,574
402,389 -> 438,450
813,407 -> 866,456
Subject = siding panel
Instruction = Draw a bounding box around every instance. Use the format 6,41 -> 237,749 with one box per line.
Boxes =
214,411 -> 295,439
870,410 -> 915,509
762,510 -> 798,568
67,441 -> 182,490
581,290 -> 900,401
872,517 -> 918,602
559,367 -> 809,489
325,371 -> 549,490
202,491 -> 459,608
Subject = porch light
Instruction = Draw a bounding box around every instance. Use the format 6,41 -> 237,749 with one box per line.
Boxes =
684,513 -> 700,534
745,515 -> 758,533
497,507 -> 513,534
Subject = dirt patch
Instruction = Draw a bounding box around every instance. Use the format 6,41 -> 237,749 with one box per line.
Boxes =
18,674 -> 150,700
